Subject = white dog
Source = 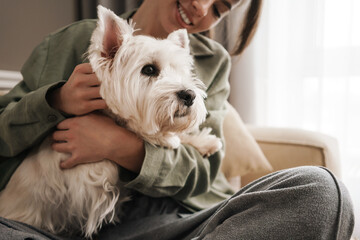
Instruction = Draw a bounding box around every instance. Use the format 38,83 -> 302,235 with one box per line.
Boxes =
0,5 -> 222,238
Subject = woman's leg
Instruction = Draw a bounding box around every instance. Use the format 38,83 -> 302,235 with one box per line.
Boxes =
194,166 -> 354,240
1,166 -> 352,240
0,216 -> 75,240
98,166 -> 354,240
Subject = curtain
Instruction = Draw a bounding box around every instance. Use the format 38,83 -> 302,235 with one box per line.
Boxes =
251,0 -> 360,173
232,0 -> 360,235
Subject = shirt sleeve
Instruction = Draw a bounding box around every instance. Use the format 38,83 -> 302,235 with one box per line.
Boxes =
0,20 -> 96,158
0,37 -> 66,157
119,44 -> 231,201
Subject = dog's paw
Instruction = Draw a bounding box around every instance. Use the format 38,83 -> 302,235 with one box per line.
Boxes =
197,132 -> 222,157
180,128 -> 222,157
162,135 -> 181,149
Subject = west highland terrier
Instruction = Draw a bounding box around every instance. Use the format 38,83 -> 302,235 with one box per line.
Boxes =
0,5 -> 222,238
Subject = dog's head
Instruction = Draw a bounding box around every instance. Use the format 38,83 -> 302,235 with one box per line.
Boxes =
88,6 -> 207,139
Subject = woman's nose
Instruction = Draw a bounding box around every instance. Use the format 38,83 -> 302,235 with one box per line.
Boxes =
191,0 -> 211,17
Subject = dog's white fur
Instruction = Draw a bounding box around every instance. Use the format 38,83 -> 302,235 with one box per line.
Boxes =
0,5 -> 222,238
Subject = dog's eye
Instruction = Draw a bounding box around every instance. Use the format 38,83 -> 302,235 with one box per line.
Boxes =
141,64 -> 159,77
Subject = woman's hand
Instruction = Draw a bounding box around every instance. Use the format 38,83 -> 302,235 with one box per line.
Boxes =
49,63 -> 106,116
49,63 -> 145,172
51,112 -> 145,173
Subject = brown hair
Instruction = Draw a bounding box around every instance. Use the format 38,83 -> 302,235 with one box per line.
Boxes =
231,0 -> 263,55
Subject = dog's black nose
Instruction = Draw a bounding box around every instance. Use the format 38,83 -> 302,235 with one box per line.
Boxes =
177,90 -> 196,107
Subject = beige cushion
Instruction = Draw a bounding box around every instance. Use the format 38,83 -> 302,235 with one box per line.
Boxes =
221,102 -> 272,178
0,90 -> 9,96
246,126 -> 341,177
240,126 -> 342,186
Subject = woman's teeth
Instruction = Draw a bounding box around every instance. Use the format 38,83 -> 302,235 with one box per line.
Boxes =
178,4 -> 192,25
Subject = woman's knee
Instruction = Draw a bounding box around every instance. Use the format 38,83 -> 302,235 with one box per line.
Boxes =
270,166 -> 339,192
277,166 -> 355,238
216,166 -> 354,239
247,166 -> 336,190
274,166 -> 348,208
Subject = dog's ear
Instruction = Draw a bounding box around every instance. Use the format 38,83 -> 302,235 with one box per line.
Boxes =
167,29 -> 190,52
97,5 -> 133,59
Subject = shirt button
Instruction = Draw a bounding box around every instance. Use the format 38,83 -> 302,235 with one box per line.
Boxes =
47,115 -> 57,122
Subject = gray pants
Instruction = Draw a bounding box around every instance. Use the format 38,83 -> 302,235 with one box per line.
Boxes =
0,166 -> 354,240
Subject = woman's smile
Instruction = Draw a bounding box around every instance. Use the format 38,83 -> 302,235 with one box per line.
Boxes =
176,1 -> 193,28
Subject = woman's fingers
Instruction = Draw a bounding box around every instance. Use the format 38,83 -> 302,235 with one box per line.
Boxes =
56,118 -> 72,130
87,73 -> 101,87
52,130 -> 68,142
90,99 -> 107,110
86,86 -> 103,100
52,141 -> 71,153
60,156 -> 77,169
74,63 -> 94,75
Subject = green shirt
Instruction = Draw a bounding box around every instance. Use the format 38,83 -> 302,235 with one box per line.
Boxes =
0,12 -> 235,211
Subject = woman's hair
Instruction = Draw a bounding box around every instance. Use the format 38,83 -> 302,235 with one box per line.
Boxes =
200,0 -> 262,56
232,0 -> 263,56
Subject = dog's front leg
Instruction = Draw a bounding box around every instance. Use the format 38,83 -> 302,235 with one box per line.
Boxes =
179,128 -> 222,157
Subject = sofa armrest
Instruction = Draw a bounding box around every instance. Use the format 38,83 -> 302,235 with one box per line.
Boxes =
0,90 -> 9,96
241,126 -> 341,186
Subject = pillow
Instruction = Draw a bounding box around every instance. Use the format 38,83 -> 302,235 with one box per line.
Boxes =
221,101 -> 273,179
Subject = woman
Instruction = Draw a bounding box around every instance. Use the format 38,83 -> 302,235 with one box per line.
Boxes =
0,0 -> 354,239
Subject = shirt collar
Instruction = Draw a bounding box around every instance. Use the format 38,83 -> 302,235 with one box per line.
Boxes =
188,34 -> 214,57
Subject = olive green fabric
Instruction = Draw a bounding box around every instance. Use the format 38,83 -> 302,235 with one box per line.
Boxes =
0,11 -> 235,211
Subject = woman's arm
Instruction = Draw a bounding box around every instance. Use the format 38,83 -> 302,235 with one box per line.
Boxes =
52,112 -> 145,173
0,39 -> 66,157
0,20 -> 97,158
